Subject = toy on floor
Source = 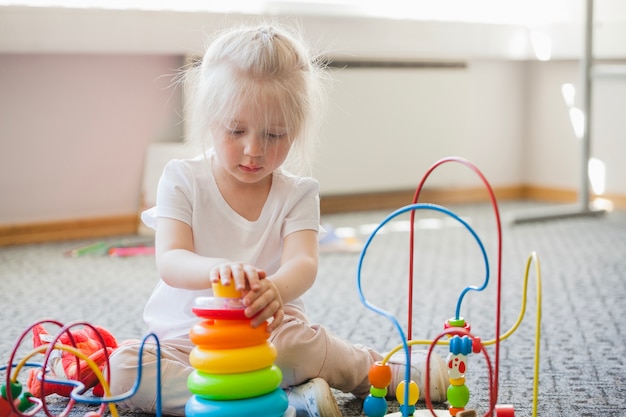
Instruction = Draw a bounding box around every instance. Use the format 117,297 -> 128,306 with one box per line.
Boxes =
26,323 -> 118,398
185,281 -> 291,417
1,320 -> 163,417
357,157 -> 542,417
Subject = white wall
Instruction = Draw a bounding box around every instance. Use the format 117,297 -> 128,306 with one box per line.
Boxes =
0,7 -> 625,226
0,54 -> 184,224
525,60 -> 626,196
314,61 -> 527,194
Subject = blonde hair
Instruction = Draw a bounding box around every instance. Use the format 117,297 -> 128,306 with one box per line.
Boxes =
183,24 -> 327,175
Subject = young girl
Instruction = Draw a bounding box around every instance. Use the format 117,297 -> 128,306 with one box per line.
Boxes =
108,24 -> 448,417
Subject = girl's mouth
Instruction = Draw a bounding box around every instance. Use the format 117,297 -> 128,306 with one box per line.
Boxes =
240,164 -> 262,173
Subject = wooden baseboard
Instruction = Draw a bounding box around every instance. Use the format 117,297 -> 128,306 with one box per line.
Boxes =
320,185 -> 525,214
1,185 -> 624,246
0,214 -> 139,247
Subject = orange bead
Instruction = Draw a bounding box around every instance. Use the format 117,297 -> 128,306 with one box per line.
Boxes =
368,361 -> 392,388
449,406 -> 465,416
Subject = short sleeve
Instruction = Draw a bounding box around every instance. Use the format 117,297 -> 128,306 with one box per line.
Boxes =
281,176 -> 321,238
142,160 -> 195,230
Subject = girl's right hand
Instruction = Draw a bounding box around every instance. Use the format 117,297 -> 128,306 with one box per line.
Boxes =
209,262 -> 266,294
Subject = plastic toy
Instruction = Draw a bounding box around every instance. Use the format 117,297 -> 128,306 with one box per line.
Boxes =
2,156 -> 542,417
26,323 -> 118,398
185,281 -> 290,417
1,320 -> 163,417
357,157 -> 543,417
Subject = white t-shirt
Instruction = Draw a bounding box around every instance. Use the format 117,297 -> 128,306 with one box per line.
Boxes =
141,151 -> 320,339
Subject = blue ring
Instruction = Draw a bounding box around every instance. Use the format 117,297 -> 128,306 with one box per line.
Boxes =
185,388 -> 288,417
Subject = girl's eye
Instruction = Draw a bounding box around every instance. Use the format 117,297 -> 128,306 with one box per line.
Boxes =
266,132 -> 287,140
227,128 -> 245,136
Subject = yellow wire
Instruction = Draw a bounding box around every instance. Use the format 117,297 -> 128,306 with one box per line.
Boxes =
10,343 -> 118,417
381,252 -> 542,417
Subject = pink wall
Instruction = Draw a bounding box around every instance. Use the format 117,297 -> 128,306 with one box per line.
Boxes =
0,54 -> 183,224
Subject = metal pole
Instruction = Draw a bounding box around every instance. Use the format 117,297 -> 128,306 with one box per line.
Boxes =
580,0 -> 593,210
511,0 -> 605,224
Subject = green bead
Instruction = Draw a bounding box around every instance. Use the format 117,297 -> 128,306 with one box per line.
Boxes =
1,381 -> 22,400
369,386 -> 388,398
447,317 -> 466,328
447,384 -> 470,408
17,392 -> 34,412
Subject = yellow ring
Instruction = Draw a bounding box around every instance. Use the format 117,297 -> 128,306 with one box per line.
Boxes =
189,342 -> 277,374
189,320 -> 269,349
187,365 -> 282,400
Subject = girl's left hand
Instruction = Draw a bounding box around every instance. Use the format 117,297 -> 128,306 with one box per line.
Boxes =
242,279 -> 284,331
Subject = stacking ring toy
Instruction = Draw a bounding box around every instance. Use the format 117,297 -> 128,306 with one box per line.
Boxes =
189,342 -> 277,374
185,388 -> 288,417
192,297 -> 248,320
189,320 -> 269,349
211,282 -> 243,299
187,365 -> 282,400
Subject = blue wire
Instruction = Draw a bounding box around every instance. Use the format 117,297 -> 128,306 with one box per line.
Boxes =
0,362 -> 44,372
2,335 -> 163,417
356,203 -> 490,415
67,332 -> 162,417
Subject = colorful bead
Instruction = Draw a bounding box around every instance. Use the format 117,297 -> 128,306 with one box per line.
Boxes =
445,317 -> 471,332
1,381 -> 22,400
16,392 -> 34,412
450,335 -> 473,355
447,384 -> 470,408
368,361 -> 392,388
449,406 -> 466,416
449,377 -> 466,386
399,404 -> 416,416
494,404 -> 516,416
395,380 -> 419,405
447,353 -> 467,379
369,386 -> 387,398
362,394 -> 387,417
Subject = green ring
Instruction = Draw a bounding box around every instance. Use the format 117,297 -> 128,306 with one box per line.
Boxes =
187,365 -> 283,400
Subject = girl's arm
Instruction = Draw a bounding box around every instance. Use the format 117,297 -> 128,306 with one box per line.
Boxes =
242,229 -> 319,330
155,216 -> 318,330
155,217 -> 230,290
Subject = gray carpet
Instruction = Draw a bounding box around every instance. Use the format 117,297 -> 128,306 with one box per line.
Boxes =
1,201 -> 625,417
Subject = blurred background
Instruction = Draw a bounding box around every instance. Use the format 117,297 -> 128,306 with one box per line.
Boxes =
1,0 -> 625,244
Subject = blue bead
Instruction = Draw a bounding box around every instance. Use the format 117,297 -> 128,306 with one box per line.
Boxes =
363,394 -> 387,417
450,335 -> 473,355
400,404 -> 416,415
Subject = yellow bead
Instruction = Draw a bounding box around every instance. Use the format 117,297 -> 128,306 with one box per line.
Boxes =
450,377 -> 465,386
395,380 -> 419,405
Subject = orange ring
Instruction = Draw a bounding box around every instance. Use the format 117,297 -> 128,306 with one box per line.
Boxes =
189,342 -> 277,374
190,320 -> 269,349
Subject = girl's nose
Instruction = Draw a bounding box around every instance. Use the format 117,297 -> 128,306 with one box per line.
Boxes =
244,134 -> 263,157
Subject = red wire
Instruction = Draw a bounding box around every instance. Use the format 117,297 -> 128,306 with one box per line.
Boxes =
424,328 -> 495,417
5,319 -> 64,417
4,320 -> 114,417
409,156 -> 502,412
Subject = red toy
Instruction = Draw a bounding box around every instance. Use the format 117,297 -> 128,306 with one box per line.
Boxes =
26,324 -> 118,398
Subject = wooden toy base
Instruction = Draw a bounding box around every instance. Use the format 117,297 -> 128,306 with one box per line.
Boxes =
386,411 -> 451,417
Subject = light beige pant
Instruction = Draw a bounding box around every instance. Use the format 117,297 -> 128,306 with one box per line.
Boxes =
108,305 -> 382,415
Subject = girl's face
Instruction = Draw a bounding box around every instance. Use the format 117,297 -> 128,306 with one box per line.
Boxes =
212,98 -> 292,189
